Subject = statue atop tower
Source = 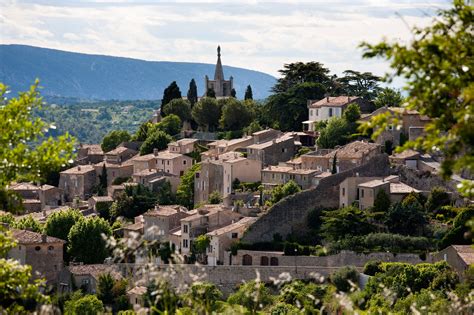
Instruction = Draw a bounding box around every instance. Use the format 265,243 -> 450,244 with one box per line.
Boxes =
204,45 -> 233,98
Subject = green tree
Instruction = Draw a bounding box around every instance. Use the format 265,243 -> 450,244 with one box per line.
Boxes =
373,189 -> 391,213
230,88 -> 237,98
0,81 -> 75,190
185,282 -> 223,314
243,120 -> 263,135
336,70 -> 381,101
97,273 -> 115,305
331,153 -> 338,174
374,87 -> 404,108
101,130 -> 131,153
343,103 -> 361,123
208,191 -> 222,204
163,99 -> 191,123
269,180 -> 301,205
45,208 -> 83,241
110,184 -> 158,219
13,215 -> 42,233
156,114 -> 181,136
360,1 -> 474,196
133,122 -> 152,142
244,85 -> 253,100
192,97 -> 221,131
330,266 -> 359,292
176,163 -> 201,209
161,81 -> 182,115
321,206 -> 375,241
206,87 -> 216,98
68,216 -> 112,264
64,294 -> 104,315
384,200 -> 428,236
0,227 -> 49,313
140,130 -> 173,155
227,280 -> 273,313
192,235 -> 211,264
220,98 -> 254,131
98,164 -> 108,195
272,61 -> 332,93
426,187 -> 451,213
187,78 -> 198,107
317,117 -> 351,148
439,207 -> 474,249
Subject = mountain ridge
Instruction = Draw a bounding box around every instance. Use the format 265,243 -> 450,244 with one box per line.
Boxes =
0,44 -> 276,100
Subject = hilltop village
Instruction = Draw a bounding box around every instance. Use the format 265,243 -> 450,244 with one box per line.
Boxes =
2,45 -> 473,313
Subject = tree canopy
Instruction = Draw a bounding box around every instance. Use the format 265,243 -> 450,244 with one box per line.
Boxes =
244,85 -> 253,100
192,97 -> 221,131
140,130 -> 173,155
163,99 -> 191,123
374,87 -> 404,108
161,81 -> 182,115
186,79 -> 198,107
219,98 -> 254,131
101,130 -> 131,153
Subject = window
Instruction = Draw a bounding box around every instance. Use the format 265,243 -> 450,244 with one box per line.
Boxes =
183,160 -> 187,165
316,109 -> 319,116
342,188 -> 345,196
361,189 -> 365,198
183,224 -> 188,233
231,233 -> 238,239
183,239 -> 188,248
329,108 -> 333,117
35,246 -> 41,251
167,161 -> 170,165
196,172 -> 200,178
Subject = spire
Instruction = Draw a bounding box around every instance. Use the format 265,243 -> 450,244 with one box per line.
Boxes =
214,45 -> 224,81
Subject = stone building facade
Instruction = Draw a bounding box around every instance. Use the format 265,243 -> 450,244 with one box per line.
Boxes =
59,165 -> 97,202
246,134 -> 297,166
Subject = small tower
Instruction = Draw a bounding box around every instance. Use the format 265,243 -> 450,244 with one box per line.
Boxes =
204,45 -> 233,98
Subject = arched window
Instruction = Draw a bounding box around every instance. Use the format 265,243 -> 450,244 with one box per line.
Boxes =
35,246 -> 41,251
270,257 -> 279,266
260,256 -> 269,266
242,254 -> 252,266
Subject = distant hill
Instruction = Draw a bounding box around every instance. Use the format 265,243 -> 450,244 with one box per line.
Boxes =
0,44 -> 276,100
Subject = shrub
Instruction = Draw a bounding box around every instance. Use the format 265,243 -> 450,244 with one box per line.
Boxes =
330,266 -> 359,292
363,260 -> 382,276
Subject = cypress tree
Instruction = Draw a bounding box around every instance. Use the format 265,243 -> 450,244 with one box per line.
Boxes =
99,164 -> 107,196
231,88 -> 236,98
187,79 -> 198,107
331,153 -> 338,174
206,87 -> 216,98
161,81 -> 182,115
244,85 -> 253,100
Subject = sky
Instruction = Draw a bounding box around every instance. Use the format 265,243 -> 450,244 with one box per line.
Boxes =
0,0 -> 451,81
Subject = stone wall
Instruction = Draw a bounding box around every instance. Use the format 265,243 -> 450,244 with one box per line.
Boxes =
231,250 -> 425,267
242,154 -> 391,243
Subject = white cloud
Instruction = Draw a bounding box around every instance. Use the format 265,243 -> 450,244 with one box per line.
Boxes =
0,0 -> 450,85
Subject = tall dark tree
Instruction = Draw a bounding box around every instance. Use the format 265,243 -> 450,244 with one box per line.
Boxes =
272,62 -> 332,93
206,88 -> 216,98
230,88 -> 237,98
331,153 -> 338,174
161,81 -> 182,116
187,79 -> 198,107
244,85 -> 253,100
336,70 -> 381,101
99,164 -> 108,194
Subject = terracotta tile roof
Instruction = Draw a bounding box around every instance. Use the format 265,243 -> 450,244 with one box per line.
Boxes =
12,229 -> 65,244
168,138 -> 198,146
247,134 -> 294,150
132,153 -> 156,161
326,141 -> 381,159
106,146 -> 136,155
144,205 -> 188,217
206,217 -> 257,236
309,96 -> 360,108
9,182 -> 39,191
390,182 -> 419,194
156,151 -> 184,160
61,165 -> 95,175
358,179 -> 388,188
82,144 -> 104,155
127,286 -> 147,296
263,166 -> 293,173
391,149 -> 420,160
452,245 -> 474,265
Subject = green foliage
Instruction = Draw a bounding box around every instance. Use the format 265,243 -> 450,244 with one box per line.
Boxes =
192,235 -> 211,263
330,266 -> 359,293
98,164 -> 107,195
67,216 -> 112,264
187,79 -> 198,107
192,97 -> 221,131
206,88 -> 216,98
156,114 -> 181,136
426,187 -> 451,213
220,98 -> 254,131
208,191 -> 222,204
163,98 -> 191,123
335,70 -> 381,101
269,302 -> 302,315
244,85 -> 253,100
384,200 -> 428,236
176,163 -> 201,209
139,130 -> 173,155
0,227 -> 49,313
227,280 -> 274,313
243,120 -> 263,135
439,207 -> 474,249
269,180 -> 301,205
277,280 -> 326,313
101,130 -> 131,152
161,81 -> 182,114
145,281 -> 180,315
45,208 -> 83,241
0,212 -> 15,225
363,260 -> 382,276
373,189 -> 391,213
64,294 -> 104,315
321,206 -> 375,241
316,117 -> 351,149
374,87 -> 403,108
0,81 -> 75,189
13,215 -> 43,233
110,184 -> 158,219
185,282 -> 223,314
112,176 -> 130,185
360,1 -> 474,196
97,273 -> 115,305
272,61 -> 332,94
343,103 -> 361,123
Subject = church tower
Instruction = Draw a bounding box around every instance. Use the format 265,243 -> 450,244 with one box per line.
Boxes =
205,46 -> 233,98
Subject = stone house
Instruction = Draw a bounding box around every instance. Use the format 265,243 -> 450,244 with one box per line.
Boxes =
168,138 -> 198,154
303,96 -> 371,132
59,264 -> 122,294
143,205 -> 190,242
131,152 -> 158,174
194,152 -> 262,204
251,128 -> 282,144
390,149 -> 420,169
301,141 -> 382,173
203,136 -> 255,159
76,144 -> 104,165
8,229 -> 65,286
40,185 -> 63,208
359,107 -> 431,147
123,216 -> 144,239
155,151 -> 193,177
132,169 -> 181,193
105,146 -> 138,164
432,245 -> 474,279
94,160 -> 134,187
88,196 -> 114,212
246,134 -> 297,166
261,165 -> 319,190
206,217 -> 257,266
9,183 -> 64,211
59,165 -> 97,202
179,205 -> 243,259
127,286 -> 147,309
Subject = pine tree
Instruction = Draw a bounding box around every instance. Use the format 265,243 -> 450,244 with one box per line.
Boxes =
244,85 -> 253,100
187,79 -> 198,107
161,81 -> 182,115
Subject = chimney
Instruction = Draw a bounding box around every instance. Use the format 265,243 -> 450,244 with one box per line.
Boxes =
41,233 -> 47,243
153,148 -> 159,156
77,166 -> 81,171
326,96 -> 330,102
348,96 -> 351,102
